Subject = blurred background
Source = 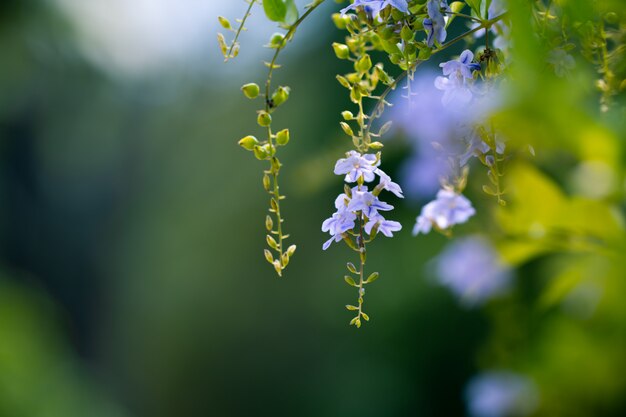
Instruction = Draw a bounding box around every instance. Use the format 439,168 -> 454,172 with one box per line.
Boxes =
0,0 -> 625,416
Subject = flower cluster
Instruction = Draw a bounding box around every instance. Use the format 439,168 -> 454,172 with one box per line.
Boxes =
435,49 -> 481,107
465,371 -> 539,417
413,189 -> 475,235
322,151 -> 403,250
340,0 -> 408,16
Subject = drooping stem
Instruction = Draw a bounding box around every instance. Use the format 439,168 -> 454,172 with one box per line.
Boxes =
225,0 -> 257,61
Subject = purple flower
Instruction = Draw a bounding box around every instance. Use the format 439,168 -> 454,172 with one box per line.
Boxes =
440,50 -> 481,79
340,0 -> 409,16
364,215 -> 402,237
423,0 -> 449,47
465,371 -> 539,417
434,236 -> 513,306
434,73 -> 473,107
334,150 -> 380,183
322,202 -> 357,250
348,186 -> 394,218
412,189 -> 475,234
375,168 -> 404,198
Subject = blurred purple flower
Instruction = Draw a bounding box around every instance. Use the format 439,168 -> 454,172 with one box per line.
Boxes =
340,0 -> 409,16
413,189 -> 476,235
465,371 -> 539,417
435,236 -> 512,306
440,50 -> 481,79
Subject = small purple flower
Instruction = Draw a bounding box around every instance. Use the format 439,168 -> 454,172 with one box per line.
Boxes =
412,188 -> 475,234
322,203 -> 357,250
440,50 -> 481,79
334,150 -> 380,183
375,168 -> 404,198
465,371 -> 539,417
348,186 -> 394,218
434,236 -> 513,306
423,0 -> 449,47
434,73 -> 473,107
364,214 -> 402,237
340,0 -> 409,16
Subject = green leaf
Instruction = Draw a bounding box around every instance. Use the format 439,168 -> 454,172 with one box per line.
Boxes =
465,0 -> 482,17
263,0 -> 287,22
283,0 -> 299,26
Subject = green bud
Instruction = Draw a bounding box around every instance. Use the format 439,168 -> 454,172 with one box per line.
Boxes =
218,16 -> 232,30
264,249 -> 274,264
268,32 -> 286,48
265,215 -> 273,231
340,122 -> 354,136
400,26 -> 414,42
286,245 -> 297,257
271,86 -> 290,107
275,129 -> 290,145
341,111 -> 354,121
344,276 -> 358,287
369,141 -> 384,150
253,145 -> 269,160
332,42 -> 350,59
241,83 -> 260,99
336,75 -> 351,89
364,272 -> 379,284
257,111 -> 272,127
356,54 -> 372,73
331,13 -> 348,29
238,135 -> 258,150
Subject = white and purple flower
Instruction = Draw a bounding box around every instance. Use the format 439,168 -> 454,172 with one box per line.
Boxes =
434,235 -> 513,306
413,188 -> 476,234
465,371 -> 539,417
334,150 -> 380,183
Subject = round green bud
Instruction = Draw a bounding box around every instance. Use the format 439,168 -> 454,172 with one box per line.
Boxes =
331,13 -> 347,30
369,141 -> 384,150
238,135 -> 258,150
341,111 -> 354,121
356,54 -> 372,73
253,145 -> 269,160
269,32 -> 286,48
332,42 -> 350,60
241,83 -> 260,99
271,86 -> 290,107
257,111 -> 272,127
275,129 -> 290,146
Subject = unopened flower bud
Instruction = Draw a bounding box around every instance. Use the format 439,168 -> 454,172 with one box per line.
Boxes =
341,111 -> 354,121
332,42 -> 350,59
356,54 -> 372,73
268,32 -> 286,48
257,111 -> 272,127
275,129 -> 290,145
253,145 -> 269,160
271,86 -> 290,107
241,83 -> 260,99
238,135 -> 258,150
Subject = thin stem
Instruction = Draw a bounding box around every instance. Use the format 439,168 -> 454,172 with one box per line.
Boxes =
356,214 -> 366,325
443,11 -> 483,23
226,0 -> 257,61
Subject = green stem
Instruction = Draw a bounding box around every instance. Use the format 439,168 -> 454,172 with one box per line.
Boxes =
226,0 -> 257,60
